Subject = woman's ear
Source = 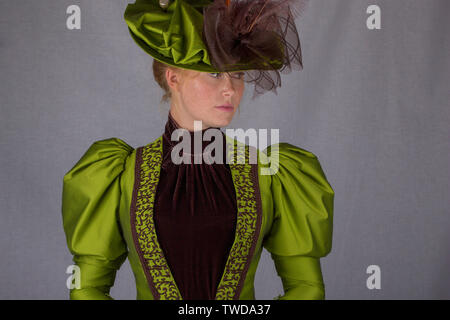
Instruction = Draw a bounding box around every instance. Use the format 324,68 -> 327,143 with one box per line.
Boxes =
165,67 -> 182,93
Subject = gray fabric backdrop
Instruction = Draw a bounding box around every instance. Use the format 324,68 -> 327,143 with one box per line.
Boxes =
1,0 -> 449,299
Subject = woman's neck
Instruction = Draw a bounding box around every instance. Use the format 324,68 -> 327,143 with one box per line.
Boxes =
169,107 -> 210,132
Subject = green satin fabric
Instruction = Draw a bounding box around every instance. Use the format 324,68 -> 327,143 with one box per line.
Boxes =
124,0 -> 218,72
62,139 -> 132,300
61,137 -> 334,300
259,143 -> 334,300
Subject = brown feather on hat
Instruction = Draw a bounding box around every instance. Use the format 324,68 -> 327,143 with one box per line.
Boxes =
202,0 -> 309,98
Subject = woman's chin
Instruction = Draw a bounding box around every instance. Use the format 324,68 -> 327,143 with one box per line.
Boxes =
209,117 -> 233,128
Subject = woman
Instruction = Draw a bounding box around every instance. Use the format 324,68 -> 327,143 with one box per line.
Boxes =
62,0 -> 334,300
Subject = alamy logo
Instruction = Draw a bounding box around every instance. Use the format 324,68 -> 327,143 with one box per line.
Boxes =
66,264 -> 81,290
366,265 -> 381,290
66,5 -> 81,30
170,120 -> 280,175
366,5 -> 381,30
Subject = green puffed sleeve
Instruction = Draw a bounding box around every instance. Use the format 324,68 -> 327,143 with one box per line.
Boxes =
61,138 -> 134,300
262,143 -> 334,300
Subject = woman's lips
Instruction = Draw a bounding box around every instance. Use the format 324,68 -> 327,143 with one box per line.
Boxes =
215,105 -> 234,112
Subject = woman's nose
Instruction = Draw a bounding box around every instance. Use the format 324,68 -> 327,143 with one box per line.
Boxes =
222,74 -> 236,95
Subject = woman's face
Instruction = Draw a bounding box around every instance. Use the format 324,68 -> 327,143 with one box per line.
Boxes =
167,68 -> 245,131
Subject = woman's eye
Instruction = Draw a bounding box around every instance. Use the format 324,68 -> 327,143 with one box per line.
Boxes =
208,72 -> 245,80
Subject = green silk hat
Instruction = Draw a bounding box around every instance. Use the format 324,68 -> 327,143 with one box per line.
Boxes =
124,0 -> 308,97
124,0 -> 218,72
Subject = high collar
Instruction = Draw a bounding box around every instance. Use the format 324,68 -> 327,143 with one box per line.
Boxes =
162,112 -> 226,168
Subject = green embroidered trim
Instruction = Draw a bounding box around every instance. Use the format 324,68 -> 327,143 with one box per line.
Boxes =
134,137 -> 182,300
215,138 -> 261,300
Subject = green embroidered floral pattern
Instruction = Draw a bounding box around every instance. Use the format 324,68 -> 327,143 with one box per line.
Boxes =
133,137 -> 182,300
215,139 -> 262,299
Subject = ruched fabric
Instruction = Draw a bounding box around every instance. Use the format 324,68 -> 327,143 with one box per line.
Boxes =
153,113 -> 237,299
